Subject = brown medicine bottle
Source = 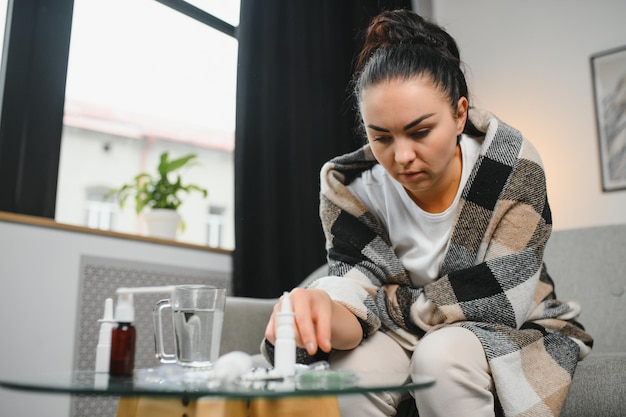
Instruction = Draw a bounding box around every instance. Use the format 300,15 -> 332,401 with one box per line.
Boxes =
109,322 -> 136,376
109,292 -> 136,376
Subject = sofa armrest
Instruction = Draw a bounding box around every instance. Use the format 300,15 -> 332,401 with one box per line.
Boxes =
220,296 -> 277,356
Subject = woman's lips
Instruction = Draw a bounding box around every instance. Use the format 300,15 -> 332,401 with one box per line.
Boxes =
399,171 -> 423,181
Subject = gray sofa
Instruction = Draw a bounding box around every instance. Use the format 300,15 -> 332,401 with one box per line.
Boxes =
219,224 -> 626,416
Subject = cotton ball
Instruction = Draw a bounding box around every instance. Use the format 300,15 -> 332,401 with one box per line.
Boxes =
213,351 -> 253,382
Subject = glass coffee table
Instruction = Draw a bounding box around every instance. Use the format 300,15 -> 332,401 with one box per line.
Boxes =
0,367 -> 434,417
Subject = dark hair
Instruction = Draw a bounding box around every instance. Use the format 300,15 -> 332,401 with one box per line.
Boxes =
353,9 -> 483,137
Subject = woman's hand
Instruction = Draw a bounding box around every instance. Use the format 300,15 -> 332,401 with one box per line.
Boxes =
264,288 -> 363,356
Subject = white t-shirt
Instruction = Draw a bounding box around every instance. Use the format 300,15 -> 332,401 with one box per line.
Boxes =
346,135 -> 482,287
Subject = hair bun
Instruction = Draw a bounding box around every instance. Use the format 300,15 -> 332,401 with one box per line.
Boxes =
408,32 -> 447,50
356,9 -> 459,73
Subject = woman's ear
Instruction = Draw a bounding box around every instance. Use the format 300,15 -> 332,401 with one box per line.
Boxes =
456,97 -> 469,134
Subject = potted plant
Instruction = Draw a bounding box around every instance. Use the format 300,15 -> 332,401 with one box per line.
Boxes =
108,152 -> 208,239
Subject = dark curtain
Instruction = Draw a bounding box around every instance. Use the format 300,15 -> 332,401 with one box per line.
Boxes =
233,0 -> 411,298
0,0 -> 72,217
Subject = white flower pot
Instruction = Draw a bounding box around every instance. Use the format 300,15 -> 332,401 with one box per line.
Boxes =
143,209 -> 182,240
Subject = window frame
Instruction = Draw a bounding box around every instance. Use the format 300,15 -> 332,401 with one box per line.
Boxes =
0,0 -> 237,218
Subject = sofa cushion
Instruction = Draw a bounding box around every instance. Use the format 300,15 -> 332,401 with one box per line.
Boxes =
220,296 -> 276,356
561,352 -> 626,417
543,224 -> 626,353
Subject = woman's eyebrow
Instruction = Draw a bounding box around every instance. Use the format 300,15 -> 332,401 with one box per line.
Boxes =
403,113 -> 435,131
366,124 -> 390,132
366,113 -> 436,133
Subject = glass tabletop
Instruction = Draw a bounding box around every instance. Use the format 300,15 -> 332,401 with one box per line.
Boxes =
0,367 -> 434,399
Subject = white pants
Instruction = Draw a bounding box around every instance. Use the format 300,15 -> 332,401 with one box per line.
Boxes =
329,327 -> 495,417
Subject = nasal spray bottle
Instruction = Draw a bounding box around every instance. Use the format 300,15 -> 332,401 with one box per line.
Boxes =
274,291 -> 296,377
95,298 -> 115,373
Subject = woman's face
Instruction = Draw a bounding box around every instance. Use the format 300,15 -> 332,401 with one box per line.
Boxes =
360,76 -> 468,208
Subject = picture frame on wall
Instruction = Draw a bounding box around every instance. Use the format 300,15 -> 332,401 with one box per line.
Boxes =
590,45 -> 626,191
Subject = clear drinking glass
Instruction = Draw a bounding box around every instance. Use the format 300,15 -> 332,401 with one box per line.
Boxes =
153,285 -> 227,367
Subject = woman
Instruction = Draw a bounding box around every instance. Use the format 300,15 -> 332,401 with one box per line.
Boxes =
264,9 -> 592,417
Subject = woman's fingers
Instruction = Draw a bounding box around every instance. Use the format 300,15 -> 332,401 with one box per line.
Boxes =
290,288 -> 319,355
265,289 -> 334,355
292,288 -> 333,354
314,299 -> 332,353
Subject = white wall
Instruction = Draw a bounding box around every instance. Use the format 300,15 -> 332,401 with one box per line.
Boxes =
433,0 -> 626,230
0,219 -> 231,417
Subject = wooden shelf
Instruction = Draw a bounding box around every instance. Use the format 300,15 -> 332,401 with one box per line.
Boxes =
0,211 -> 231,254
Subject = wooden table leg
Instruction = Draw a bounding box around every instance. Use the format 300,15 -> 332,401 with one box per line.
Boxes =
117,396 -> 340,417
116,397 -> 139,417
249,396 -> 340,417
196,398 -> 248,417
118,397 -> 197,417
117,397 -> 249,417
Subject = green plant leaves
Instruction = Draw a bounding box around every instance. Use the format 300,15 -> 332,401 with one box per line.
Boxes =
106,152 -> 208,215
158,153 -> 199,177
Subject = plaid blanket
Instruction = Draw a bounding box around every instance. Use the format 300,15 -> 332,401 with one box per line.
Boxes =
311,108 -> 593,416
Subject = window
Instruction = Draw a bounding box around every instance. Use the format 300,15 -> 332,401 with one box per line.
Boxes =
0,0 -> 7,64
55,0 -> 239,249
85,186 -> 116,230
206,205 -> 225,248
184,0 -> 239,26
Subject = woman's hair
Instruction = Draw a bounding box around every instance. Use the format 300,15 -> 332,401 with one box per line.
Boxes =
353,9 -> 483,137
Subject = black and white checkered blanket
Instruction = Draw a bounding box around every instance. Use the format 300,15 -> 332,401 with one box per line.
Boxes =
312,108 -> 593,416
